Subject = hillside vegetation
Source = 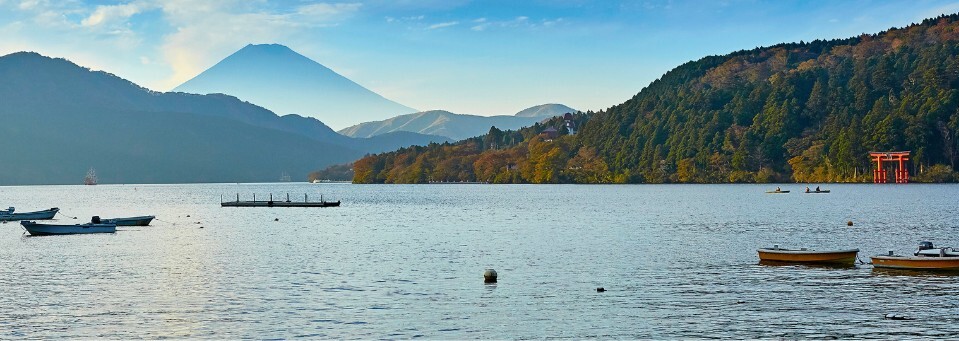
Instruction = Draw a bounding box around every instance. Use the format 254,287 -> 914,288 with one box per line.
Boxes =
352,14 -> 959,183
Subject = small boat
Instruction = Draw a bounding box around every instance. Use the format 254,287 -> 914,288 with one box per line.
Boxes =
766,189 -> 790,193
100,215 -> 155,226
0,207 -> 59,221
804,190 -> 831,193
21,218 -> 116,236
872,242 -> 959,271
757,245 -> 859,265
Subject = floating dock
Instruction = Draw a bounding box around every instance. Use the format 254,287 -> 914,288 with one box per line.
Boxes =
221,193 -> 340,208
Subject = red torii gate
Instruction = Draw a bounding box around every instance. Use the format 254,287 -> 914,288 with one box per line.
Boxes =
869,151 -> 910,183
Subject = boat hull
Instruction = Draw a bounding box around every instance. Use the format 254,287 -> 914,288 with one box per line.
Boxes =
21,221 -> 116,235
0,208 -> 59,221
101,215 -> 155,226
766,191 -> 790,193
757,249 -> 859,265
871,256 -> 959,271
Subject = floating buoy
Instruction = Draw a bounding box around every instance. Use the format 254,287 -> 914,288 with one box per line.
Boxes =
483,269 -> 497,283
596,287 -> 606,292
847,221 -> 854,226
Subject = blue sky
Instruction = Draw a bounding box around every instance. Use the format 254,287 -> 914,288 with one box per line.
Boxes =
2,0 -> 959,117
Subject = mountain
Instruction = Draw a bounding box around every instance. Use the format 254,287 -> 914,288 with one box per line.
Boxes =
173,43 -> 416,129
514,103 -> 578,118
338,104 -> 577,141
0,52 -> 366,184
268,113 -> 450,154
351,13 -> 959,184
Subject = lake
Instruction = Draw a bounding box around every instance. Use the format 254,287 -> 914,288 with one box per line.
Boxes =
0,183 -> 957,338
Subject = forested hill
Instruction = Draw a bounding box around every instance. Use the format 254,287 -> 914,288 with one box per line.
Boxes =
351,14 -> 959,184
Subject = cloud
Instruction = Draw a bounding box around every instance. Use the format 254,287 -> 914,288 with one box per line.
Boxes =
296,2 -> 362,18
470,16 -> 565,32
18,0 -> 39,11
427,21 -> 458,30
81,2 -> 154,27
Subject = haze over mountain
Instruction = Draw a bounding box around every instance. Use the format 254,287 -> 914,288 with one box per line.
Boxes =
0,52 -> 443,185
174,44 -> 417,129
338,104 -> 577,141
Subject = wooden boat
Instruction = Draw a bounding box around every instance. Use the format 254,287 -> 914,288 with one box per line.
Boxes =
765,190 -> 790,193
757,246 -> 859,265
20,220 -> 116,235
872,242 -> 959,271
0,207 -> 59,221
100,215 -> 154,226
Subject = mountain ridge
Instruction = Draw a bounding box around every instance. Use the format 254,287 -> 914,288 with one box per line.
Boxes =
0,51 -> 442,184
174,43 -> 416,129
338,104 -> 577,141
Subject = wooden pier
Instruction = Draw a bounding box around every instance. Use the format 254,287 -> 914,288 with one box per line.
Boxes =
221,193 -> 340,207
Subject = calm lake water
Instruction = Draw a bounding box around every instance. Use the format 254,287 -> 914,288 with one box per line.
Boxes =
0,183 -> 958,338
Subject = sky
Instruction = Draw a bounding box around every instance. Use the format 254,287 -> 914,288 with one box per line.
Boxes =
2,0 -> 959,117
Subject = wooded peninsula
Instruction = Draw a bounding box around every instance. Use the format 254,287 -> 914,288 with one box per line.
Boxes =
343,14 -> 959,184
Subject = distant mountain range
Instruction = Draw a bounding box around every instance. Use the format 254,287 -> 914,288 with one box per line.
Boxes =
338,103 -> 577,141
0,52 -> 447,185
174,44 -> 416,129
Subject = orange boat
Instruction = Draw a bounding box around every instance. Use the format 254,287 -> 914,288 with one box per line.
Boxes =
872,242 -> 959,271
757,246 -> 859,265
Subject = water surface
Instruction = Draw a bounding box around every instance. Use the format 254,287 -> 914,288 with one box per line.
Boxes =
0,183 -> 957,338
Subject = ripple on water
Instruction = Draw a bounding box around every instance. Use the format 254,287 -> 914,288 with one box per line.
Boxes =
1,183 -> 959,338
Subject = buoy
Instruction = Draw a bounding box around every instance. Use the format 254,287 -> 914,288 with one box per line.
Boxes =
274,218 -> 279,221
847,221 -> 854,226
483,269 -> 497,283
596,287 -> 606,292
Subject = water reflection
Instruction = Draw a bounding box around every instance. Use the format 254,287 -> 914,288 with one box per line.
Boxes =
758,260 -> 858,270
871,267 -> 959,277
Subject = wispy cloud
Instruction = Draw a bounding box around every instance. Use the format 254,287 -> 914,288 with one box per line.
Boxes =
81,2 -> 155,27
471,16 -> 564,31
427,21 -> 458,29
296,2 -> 362,18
